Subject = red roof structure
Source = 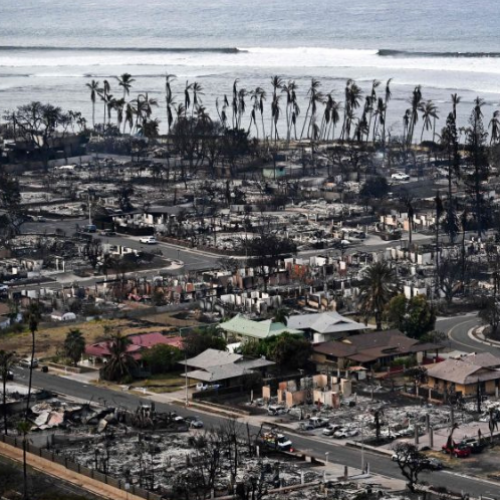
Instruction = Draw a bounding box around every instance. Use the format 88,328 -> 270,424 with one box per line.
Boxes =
85,333 -> 183,361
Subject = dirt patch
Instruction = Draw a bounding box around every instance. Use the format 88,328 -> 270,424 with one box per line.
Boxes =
0,316 -> 186,359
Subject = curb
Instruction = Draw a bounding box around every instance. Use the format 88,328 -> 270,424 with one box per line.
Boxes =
468,326 -> 500,348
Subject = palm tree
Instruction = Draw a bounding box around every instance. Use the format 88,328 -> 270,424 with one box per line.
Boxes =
403,109 -> 411,145
191,81 -> 204,117
419,100 -> 438,143
407,85 -> 422,146
489,110 -> 500,145
216,96 -> 229,128
100,79 -> 111,126
116,73 -> 135,98
184,81 -> 192,116
270,76 -> 284,140
24,301 -> 40,417
451,93 -> 462,122
300,78 -> 322,139
340,80 -> 362,141
231,79 -> 239,129
367,80 -> 381,140
112,97 -> 125,130
165,74 -> 176,134
271,93 -> 282,143
124,101 -> 135,134
101,332 -> 136,382
237,88 -> 247,129
358,261 -> 398,330
382,78 -> 393,147
85,80 -> 100,128
249,87 -> 265,138
0,350 -> 15,434
18,419 -> 31,500
258,88 -> 267,139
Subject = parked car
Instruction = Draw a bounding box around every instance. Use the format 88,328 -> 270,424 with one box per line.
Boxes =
19,358 -> 39,369
421,458 -> 444,470
441,442 -> 471,458
190,420 -> 204,429
391,172 -> 410,181
307,417 -> 329,429
267,405 -> 287,416
100,230 -> 116,236
322,425 -> 342,437
140,236 -> 157,244
6,370 -> 14,381
460,438 -> 485,454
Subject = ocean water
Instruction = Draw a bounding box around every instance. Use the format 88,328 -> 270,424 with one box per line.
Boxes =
1,0 -> 500,136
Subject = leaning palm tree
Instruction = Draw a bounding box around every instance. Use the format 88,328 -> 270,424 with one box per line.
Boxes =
382,78 -> 393,147
85,80 -> 101,128
358,261 -> 398,330
101,332 -> 136,382
116,73 -> 135,98
165,74 -> 176,134
0,350 -> 15,434
300,78 -> 322,139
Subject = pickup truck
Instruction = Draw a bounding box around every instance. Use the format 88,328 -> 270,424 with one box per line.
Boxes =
259,432 -> 293,452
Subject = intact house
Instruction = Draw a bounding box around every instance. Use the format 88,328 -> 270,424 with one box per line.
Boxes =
311,330 -> 442,371
179,348 -> 275,388
85,332 -> 184,365
286,311 -> 368,343
425,353 -> 500,397
218,314 -> 303,343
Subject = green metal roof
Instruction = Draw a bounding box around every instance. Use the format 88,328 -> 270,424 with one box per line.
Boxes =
219,314 -> 303,340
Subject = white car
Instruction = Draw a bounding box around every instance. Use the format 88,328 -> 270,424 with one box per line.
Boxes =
139,236 -> 157,244
391,172 -> 410,181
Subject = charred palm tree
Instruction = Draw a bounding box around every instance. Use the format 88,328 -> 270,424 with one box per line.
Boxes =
270,76 -> 283,140
116,73 -> 135,98
85,79 -> 101,129
165,74 -> 176,134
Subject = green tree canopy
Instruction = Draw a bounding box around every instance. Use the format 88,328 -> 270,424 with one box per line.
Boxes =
386,294 -> 436,339
142,344 -> 182,375
63,329 -> 86,366
183,326 -> 227,358
240,332 -> 311,371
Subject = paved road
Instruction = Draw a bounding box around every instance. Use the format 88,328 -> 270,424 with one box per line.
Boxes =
436,314 -> 500,355
12,367 -> 500,497
23,219 -> 219,272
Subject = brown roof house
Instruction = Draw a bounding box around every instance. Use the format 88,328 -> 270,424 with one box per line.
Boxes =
426,352 -> 500,398
312,330 -> 442,370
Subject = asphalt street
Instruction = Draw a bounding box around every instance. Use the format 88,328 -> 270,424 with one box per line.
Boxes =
11,366 -> 500,498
